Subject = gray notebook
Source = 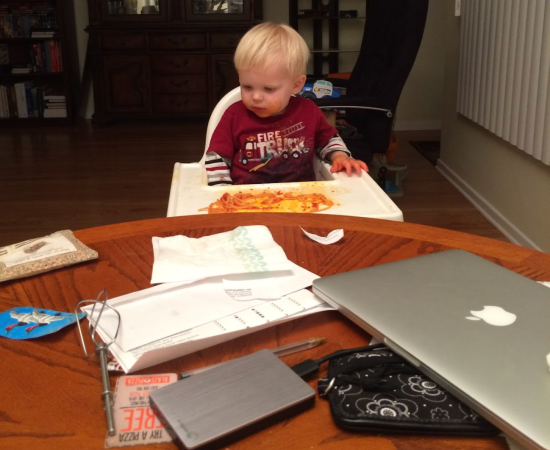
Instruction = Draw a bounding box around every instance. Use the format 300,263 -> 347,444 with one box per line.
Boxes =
312,249 -> 550,450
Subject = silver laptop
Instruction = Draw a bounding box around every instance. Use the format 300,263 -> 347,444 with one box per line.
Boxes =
312,249 -> 550,450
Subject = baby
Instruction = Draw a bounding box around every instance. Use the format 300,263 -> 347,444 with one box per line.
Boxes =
205,22 -> 367,185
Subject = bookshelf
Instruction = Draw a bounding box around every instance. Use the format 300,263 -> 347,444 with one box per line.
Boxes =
0,0 -> 73,125
289,0 -> 365,78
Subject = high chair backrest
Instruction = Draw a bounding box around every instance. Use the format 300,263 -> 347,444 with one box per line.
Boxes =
200,86 -> 242,164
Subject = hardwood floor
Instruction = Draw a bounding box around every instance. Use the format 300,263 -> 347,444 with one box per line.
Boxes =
0,121 -> 509,247
390,130 -> 509,242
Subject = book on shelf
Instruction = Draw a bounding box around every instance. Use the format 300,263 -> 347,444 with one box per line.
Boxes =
11,67 -> 32,74
14,81 -> 32,118
0,82 -> 68,119
43,90 -> 66,117
0,4 -> 58,38
0,85 -> 10,118
0,86 -> 4,118
43,108 -> 66,118
31,31 -> 57,38
43,93 -> 65,101
30,40 -> 62,73
0,43 -> 8,65
7,85 -> 18,117
30,85 -> 39,117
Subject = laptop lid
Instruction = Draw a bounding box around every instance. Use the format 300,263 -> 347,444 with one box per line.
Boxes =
312,249 -> 550,450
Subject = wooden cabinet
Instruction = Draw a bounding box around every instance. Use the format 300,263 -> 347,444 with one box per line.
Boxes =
210,53 -> 239,104
86,0 -> 262,126
0,0 -> 74,125
102,55 -> 150,112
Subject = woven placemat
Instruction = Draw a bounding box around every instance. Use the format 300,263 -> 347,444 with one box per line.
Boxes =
0,230 -> 98,282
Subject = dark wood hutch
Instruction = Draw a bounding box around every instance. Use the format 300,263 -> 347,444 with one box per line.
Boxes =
85,0 -> 262,125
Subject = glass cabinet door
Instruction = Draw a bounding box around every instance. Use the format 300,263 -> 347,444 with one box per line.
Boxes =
185,0 -> 251,22
100,0 -> 169,21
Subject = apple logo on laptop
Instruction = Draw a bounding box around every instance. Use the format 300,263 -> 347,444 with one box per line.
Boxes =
466,306 -> 516,326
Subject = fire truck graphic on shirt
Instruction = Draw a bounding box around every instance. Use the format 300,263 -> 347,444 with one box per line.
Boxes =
238,122 -> 310,165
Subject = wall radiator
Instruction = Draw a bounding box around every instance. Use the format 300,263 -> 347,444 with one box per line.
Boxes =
457,0 -> 550,166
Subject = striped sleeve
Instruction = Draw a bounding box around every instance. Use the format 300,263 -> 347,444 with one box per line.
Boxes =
205,151 -> 234,186
317,134 -> 352,162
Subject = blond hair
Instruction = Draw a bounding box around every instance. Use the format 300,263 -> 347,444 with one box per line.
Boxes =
234,22 -> 309,79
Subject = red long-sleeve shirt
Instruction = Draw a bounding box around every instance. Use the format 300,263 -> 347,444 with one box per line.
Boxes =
205,96 -> 349,185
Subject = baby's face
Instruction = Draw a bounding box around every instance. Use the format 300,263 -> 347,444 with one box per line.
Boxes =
238,63 -> 305,118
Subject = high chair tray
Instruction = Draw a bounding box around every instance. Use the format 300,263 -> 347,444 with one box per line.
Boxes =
167,162 -> 403,221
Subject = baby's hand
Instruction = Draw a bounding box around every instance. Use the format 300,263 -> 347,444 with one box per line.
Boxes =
330,151 -> 368,174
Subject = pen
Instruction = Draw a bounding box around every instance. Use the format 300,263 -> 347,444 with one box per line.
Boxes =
180,337 -> 326,379
270,337 -> 326,357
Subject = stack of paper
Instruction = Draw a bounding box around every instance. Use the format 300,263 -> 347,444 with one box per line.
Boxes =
84,226 -> 333,373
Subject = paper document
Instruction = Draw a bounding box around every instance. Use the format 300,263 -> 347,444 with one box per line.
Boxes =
0,234 -> 77,268
222,275 -> 298,301
151,225 -> 293,284
84,262 -> 319,352
100,289 -> 333,373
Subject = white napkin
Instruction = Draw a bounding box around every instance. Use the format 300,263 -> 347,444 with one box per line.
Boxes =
151,225 -> 293,284
301,227 -> 344,244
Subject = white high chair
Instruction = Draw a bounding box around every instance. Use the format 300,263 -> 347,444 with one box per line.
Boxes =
167,87 -> 403,221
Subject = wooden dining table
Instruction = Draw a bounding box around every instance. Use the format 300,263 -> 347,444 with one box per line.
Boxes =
2,213 -> 549,450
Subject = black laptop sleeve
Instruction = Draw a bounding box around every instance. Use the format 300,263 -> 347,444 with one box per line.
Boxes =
317,344 -> 500,435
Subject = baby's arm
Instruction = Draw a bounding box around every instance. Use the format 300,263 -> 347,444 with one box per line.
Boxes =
205,152 -> 233,185
318,134 -> 368,174
318,134 -> 350,161
329,150 -> 368,174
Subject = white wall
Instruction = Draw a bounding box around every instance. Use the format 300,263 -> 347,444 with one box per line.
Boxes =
395,0 -> 445,131
262,0 -> 287,22
73,1 -> 93,118
439,0 -> 550,252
